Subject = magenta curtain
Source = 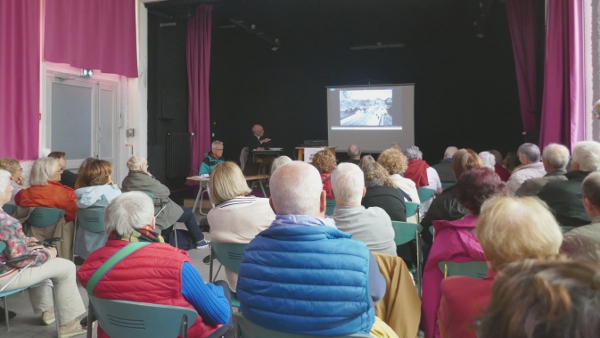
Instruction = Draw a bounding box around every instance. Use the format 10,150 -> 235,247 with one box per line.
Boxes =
44,0 -> 138,77
187,5 -> 212,180
506,0 -> 538,132
0,0 -> 40,160
539,0 -> 585,149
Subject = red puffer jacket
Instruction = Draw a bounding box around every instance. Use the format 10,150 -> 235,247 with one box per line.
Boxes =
15,181 -> 78,222
77,240 -> 221,338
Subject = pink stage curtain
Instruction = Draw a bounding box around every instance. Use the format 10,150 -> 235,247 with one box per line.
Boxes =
506,0 -> 538,132
44,0 -> 138,77
0,0 -> 41,160
539,0 -> 585,149
186,5 -> 212,180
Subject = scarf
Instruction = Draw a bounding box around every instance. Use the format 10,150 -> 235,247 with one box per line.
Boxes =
109,225 -> 165,243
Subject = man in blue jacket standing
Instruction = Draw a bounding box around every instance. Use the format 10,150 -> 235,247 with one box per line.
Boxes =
237,161 -> 393,336
199,141 -> 224,175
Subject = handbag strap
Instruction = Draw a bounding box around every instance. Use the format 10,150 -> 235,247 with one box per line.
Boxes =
86,242 -> 151,294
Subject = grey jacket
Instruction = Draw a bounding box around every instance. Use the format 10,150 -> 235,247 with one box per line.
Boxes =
561,217 -> 600,262
121,172 -> 183,230
515,169 -> 567,197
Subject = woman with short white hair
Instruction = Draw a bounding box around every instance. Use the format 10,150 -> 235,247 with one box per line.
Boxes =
404,145 -> 442,193
0,157 -> 27,205
121,156 -> 208,249
270,156 -> 292,174
0,169 -> 87,336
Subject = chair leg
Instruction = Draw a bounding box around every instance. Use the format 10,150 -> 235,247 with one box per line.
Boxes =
209,247 -> 214,283
182,314 -> 188,338
174,226 -> 178,248
3,297 -> 9,330
416,230 -> 423,297
86,301 -> 94,338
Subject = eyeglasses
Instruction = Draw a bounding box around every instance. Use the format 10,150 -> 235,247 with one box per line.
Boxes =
213,148 -> 224,151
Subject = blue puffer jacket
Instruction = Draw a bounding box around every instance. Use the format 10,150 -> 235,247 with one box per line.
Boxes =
237,219 -> 374,335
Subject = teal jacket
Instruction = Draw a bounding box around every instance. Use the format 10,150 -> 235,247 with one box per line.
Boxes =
199,152 -> 224,175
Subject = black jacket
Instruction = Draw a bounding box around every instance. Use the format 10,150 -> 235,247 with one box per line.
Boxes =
361,186 -> 406,222
60,170 -> 78,189
421,186 -> 467,245
431,160 -> 455,183
537,170 -> 591,227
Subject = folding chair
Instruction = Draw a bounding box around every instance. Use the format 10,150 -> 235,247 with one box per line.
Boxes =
441,182 -> 455,190
391,221 -> 423,296
234,312 -> 371,338
417,187 -> 436,204
325,198 -> 336,216
438,261 -> 489,279
86,294 -> 197,338
1,204 -> 16,215
73,208 -> 106,261
28,207 -> 66,228
209,243 -> 248,307
0,241 -> 60,336
405,201 -> 422,223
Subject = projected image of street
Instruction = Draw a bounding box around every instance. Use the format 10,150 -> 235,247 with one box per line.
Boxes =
340,89 -> 393,126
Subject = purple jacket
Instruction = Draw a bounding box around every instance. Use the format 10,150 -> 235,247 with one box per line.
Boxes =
421,215 -> 485,338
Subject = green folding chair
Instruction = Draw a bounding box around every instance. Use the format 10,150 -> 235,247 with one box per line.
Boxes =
441,182 -> 455,190
429,226 -> 434,241
438,261 -> 489,279
2,204 -> 16,215
209,243 -> 248,307
417,187 -> 436,203
405,201 -> 422,223
391,221 -> 423,296
73,208 -> 106,261
325,198 -> 336,216
27,207 -> 66,227
86,294 -> 197,338
560,226 -> 575,234
234,312 -> 371,338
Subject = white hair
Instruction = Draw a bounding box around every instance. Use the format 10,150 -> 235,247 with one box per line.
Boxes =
29,158 -> 58,186
517,143 -> 541,163
211,140 -> 223,148
444,146 -> 458,159
269,161 -> 323,216
331,163 -> 364,205
0,169 -> 11,195
271,156 -> 292,174
127,155 -> 147,172
479,151 -> 496,170
405,146 -> 423,160
104,191 -> 155,235
572,141 -> 600,172
542,143 -> 570,170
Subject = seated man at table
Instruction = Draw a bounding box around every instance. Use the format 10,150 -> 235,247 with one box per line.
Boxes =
245,124 -> 274,174
199,141 -> 225,175
237,161 -> 396,337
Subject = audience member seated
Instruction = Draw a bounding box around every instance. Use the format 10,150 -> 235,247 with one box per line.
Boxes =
438,196 -> 562,338
432,147 -> 458,184
237,161 -> 397,337
489,150 -> 510,181
121,156 -> 208,248
506,143 -> 545,193
0,158 -> 27,205
74,158 -> 95,189
347,144 -> 362,164
421,149 -> 483,246
478,151 -> 495,170
478,258 -> 600,338
0,169 -> 87,337
422,168 -> 508,338
390,142 -> 402,152
15,157 -> 78,222
361,162 -> 407,222
358,154 -> 375,168
404,146 -> 440,191
199,140 -> 225,175
311,150 -> 337,199
561,171 -> 600,261
516,143 -> 569,196
207,162 -> 275,292
503,151 -> 520,173
377,149 -> 420,204
537,141 -> 600,227
48,151 -> 78,189
331,163 -> 397,256
73,159 -> 121,259
270,155 -> 291,173
77,192 -> 230,338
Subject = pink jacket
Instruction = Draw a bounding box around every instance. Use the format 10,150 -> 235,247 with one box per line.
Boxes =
421,215 -> 485,338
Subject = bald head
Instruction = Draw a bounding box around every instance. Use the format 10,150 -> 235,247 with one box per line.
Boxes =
348,144 -> 361,159
269,161 -> 325,217
444,146 -> 458,159
252,124 -> 264,137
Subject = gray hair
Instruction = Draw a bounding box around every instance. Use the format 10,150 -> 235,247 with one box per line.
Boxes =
0,169 -> 11,195
271,156 -> 292,174
405,146 -> 423,160
347,144 -> 361,157
29,157 -> 58,186
331,163 -> 364,205
517,143 -> 541,163
542,143 -> 570,170
104,191 -> 155,235
270,161 -> 323,216
127,155 -> 147,172
479,151 -> 496,170
211,140 -> 223,148
444,146 -> 458,159
572,141 -> 600,172
390,142 -> 402,151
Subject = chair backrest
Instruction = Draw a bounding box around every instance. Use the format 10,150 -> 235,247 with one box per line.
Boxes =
76,208 -> 105,233
234,312 -> 371,338
325,198 -> 336,216
441,182 -> 455,190
88,294 -> 197,338
391,221 -> 423,246
417,187 -> 436,202
211,242 -> 247,273
560,226 -> 575,234
405,202 -> 421,218
2,204 -> 16,215
438,261 -> 489,279
28,207 -> 66,227
240,147 -> 249,171
0,241 -> 5,252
